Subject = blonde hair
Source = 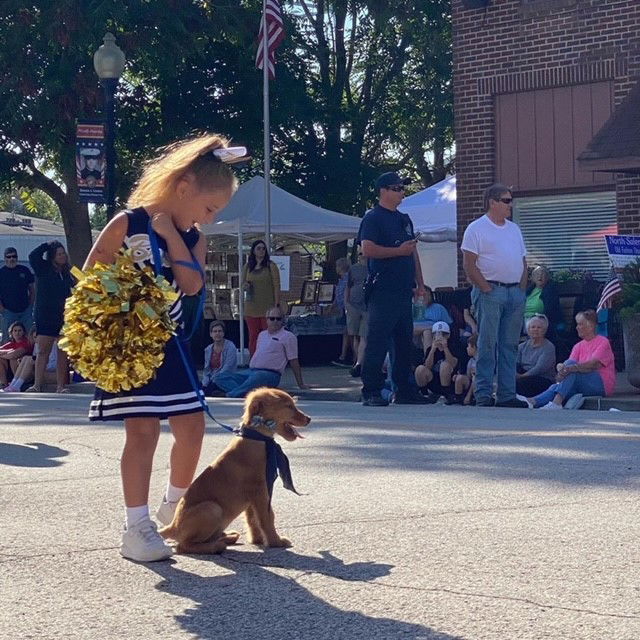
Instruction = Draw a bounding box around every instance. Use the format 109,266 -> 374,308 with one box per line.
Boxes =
128,133 -> 238,207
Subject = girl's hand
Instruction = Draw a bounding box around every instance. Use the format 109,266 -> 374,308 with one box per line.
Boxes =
151,212 -> 178,240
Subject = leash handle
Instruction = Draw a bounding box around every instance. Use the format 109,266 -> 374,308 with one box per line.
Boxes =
147,220 -> 235,433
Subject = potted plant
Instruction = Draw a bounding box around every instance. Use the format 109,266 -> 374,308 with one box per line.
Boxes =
551,268 -> 596,296
618,259 -> 640,388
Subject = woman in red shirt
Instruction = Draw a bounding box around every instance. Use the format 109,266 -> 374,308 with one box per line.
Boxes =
0,322 -> 33,387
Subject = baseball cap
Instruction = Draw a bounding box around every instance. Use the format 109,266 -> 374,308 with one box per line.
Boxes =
431,321 -> 450,334
375,172 -> 412,189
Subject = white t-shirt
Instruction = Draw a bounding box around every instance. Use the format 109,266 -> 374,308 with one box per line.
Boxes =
461,214 -> 526,283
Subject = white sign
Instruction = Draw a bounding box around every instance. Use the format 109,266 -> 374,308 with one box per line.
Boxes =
271,255 -> 291,291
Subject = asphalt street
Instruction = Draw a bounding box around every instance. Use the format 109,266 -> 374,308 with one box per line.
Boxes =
1,393 -> 639,640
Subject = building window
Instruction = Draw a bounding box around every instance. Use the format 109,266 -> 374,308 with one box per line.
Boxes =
513,191 -> 617,281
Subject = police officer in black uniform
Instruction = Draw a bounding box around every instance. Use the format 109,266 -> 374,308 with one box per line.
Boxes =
358,172 -> 431,406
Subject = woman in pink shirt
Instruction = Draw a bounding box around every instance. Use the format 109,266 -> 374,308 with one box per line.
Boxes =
525,309 -> 615,410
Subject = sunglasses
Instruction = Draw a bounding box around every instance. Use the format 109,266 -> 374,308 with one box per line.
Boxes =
5,254 -> 17,259
498,197 -> 513,204
267,316 -> 283,321
386,185 -> 406,192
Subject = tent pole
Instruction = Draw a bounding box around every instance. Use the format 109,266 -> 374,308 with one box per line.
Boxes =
262,1 -> 272,252
237,220 -> 245,366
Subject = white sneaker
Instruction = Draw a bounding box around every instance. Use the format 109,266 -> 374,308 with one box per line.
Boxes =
155,499 -> 178,526
516,394 -> 533,409
120,518 -> 173,562
540,401 -> 562,410
564,393 -> 585,410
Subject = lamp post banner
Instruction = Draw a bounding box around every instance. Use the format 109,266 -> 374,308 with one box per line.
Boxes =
76,121 -> 106,203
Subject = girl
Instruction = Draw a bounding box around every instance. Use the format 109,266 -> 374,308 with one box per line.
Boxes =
241,239 -> 281,355
0,322 -> 32,387
3,329 -> 59,393
27,241 -> 73,393
84,134 -> 239,562
201,320 -> 238,395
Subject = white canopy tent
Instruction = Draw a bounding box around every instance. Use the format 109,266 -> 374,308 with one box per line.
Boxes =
201,176 -> 361,363
399,176 -> 458,289
201,176 -> 361,243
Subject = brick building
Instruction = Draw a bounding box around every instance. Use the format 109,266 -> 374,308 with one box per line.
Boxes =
453,0 -> 640,285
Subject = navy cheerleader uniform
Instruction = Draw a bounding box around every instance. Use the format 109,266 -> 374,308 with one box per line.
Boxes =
89,208 -> 204,421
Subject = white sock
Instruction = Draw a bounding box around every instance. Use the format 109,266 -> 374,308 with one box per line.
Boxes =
125,505 -> 150,529
165,482 -> 188,504
8,377 -> 24,390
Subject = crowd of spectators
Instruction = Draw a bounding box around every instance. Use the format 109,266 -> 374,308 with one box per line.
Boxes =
329,178 -> 618,411
0,242 -> 72,393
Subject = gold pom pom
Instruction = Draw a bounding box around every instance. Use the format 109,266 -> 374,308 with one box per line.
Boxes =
59,250 -> 179,393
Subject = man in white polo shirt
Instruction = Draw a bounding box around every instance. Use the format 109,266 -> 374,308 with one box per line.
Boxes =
215,307 -> 309,397
461,183 -> 528,408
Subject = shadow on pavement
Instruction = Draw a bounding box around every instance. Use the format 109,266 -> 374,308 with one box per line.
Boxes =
147,549 -> 461,640
0,441 -> 69,467
323,427 -> 639,488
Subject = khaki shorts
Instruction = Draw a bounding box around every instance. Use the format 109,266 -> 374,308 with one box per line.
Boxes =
346,303 -> 368,338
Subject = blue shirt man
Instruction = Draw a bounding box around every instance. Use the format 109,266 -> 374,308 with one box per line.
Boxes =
0,247 -> 34,341
358,172 -> 431,406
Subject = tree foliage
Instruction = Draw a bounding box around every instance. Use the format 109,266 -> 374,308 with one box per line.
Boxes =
0,0 -> 453,264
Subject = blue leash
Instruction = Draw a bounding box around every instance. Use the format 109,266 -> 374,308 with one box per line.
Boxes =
147,220 -> 235,433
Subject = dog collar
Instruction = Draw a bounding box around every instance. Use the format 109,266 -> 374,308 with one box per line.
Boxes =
235,426 -> 299,500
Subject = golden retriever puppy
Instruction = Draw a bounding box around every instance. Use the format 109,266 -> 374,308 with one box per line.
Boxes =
159,387 -> 310,554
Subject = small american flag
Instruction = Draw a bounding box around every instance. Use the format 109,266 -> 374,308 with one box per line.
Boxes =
596,275 -> 622,312
256,0 -> 285,79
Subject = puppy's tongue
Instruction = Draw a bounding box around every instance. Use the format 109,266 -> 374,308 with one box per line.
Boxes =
285,423 -> 305,439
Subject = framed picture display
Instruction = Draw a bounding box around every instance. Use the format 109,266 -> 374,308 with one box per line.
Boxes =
317,282 -> 336,304
301,279 -> 320,304
289,304 -> 308,317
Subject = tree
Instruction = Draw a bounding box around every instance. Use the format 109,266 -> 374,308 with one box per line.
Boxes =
0,189 -> 61,221
0,1 -> 453,266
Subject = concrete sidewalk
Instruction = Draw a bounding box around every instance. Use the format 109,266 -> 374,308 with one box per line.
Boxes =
1,394 -> 639,639
65,365 -> 640,410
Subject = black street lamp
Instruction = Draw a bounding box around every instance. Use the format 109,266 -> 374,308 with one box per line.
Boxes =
93,33 -> 125,220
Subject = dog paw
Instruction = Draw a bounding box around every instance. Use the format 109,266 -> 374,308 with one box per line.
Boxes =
247,535 -> 265,545
269,536 -> 292,548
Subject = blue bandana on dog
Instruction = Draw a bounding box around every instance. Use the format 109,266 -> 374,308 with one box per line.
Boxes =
235,416 -> 299,501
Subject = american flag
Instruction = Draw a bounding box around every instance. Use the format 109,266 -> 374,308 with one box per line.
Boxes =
256,0 -> 285,79
596,275 -> 622,312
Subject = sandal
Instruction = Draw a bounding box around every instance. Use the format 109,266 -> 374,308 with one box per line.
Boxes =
56,387 -> 70,394
24,385 -> 42,393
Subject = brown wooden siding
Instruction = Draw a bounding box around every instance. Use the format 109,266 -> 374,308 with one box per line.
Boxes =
495,81 -> 614,191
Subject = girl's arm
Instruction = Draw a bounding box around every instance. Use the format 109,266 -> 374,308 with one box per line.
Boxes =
151,213 -> 205,295
84,213 -> 128,269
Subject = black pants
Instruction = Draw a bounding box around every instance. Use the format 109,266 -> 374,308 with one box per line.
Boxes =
516,375 -> 552,397
362,288 -> 413,398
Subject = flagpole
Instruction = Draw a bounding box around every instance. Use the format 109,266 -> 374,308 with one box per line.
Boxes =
262,0 -> 272,252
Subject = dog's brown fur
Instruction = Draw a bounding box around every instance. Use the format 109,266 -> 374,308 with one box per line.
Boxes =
159,387 -> 310,554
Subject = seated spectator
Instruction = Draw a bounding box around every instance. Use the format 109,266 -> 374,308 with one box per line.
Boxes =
523,309 -> 614,410
216,307 -> 310,397
331,257 -> 352,367
460,305 -> 478,344
201,321 -> 238,396
0,322 -> 32,388
450,333 -> 478,405
516,314 -> 556,397
413,286 -> 453,352
525,265 -> 562,335
414,321 -> 464,403
2,335 -> 58,392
